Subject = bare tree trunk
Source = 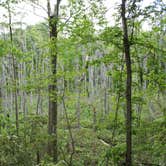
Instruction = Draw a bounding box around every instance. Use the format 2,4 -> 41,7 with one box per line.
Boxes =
104,87 -> 107,115
121,0 -> 132,165
76,84 -> 81,129
0,88 -> 2,112
93,106 -> 97,132
76,57 -> 81,129
36,90 -> 41,115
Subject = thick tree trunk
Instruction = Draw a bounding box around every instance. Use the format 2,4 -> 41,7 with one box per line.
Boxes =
121,0 -> 132,165
47,0 -> 61,163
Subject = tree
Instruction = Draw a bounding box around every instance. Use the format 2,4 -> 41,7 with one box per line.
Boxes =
47,0 -> 61,163
3,0 -> 20,136
0,0 -> 165,165
121,0 -> 132,165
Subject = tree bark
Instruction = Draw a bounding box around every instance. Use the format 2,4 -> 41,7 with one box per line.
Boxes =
121,0 -> 132,165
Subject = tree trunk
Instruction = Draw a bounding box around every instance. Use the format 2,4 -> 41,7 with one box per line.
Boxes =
0,88 -> 2,112
47,0 -> 61,163
121,0 -> 132,165
7,2 -> 19,136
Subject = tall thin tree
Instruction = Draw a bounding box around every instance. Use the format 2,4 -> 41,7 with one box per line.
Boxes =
121,0 -> 132,165
7,1 -> 19,136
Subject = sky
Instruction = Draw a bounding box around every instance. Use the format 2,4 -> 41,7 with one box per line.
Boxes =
0,0 -> 165,31
0,0 -> 117,26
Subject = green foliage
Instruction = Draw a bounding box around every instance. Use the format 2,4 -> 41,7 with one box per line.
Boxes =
0,0 -> 165,165
0,40 -> 10,57
100,26 -> 123,47
0,114 -> 48,165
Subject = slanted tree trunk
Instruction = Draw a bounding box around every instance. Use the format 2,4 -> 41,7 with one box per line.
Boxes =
47,0 -> 61,163
121,0 -> 132,165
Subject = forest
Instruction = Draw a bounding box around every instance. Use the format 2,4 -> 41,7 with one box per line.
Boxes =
0,0 -> 165,165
